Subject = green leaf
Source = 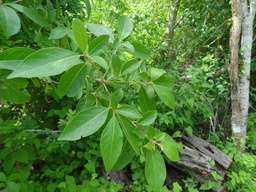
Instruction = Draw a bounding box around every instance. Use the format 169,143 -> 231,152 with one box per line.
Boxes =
8,48 -> 81,78
152,76 -> 175,109
58,107 -> 109,141
150,68 -> 166,81
49,27 -> 67,39
88,35 -> 109,55
162,142 -> 179,161
145,150 -> 166,191
0,172 -> 7,182
12,149 -> 28,163
130,42 -> 150,59
0,72 -> 30,103
2,156 -> 15,174
7,3 -> 49,28
144,141 -> 155,150
100,116 -> 123,174
118,15 -> 133,40
139,110 -> 157,126
117,105 -> 143,119
111,54 -> 122,75
0,47 -> 35,70
121,59 -> 142,75
7,181 -> 20,192
84,0 -> 91,19
110,94 -> 118,110
86,23 -> 114,43
113,89 -> 123,102
139,87 -> 156,114
58,64 -> 87,98
0,5 -> 20,38
72,18 -> 88,52
89,55 -> 108,70
114,140 -> 135,170
118,115 -> 140,155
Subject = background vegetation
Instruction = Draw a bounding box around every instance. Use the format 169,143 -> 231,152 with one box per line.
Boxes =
0,0 -> 256,191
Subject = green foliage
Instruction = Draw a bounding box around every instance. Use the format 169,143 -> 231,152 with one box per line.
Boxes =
0,3 -> 181,189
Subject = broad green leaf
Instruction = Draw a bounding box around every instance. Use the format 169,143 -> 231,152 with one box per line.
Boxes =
100,116 -> 123,174
152,76 -> 175,109
49,27 -> 67,39
84,0 -> 91,19
162,142 -> 179,161
113,89 -> 123,102
144,141 -> 155,150
72,18 -> 88,52
130,42 -> 150,59
139,110 -> 157,126
121,59 -> 142,75
139,87 -> 156,114
0,5 -> 20,38
86,23 -> 114,43
2,156 -> 15,174
7,3 -> 49,28
113,138 -> 135,170
117,105 -> 143,119
8,48 -> 81,78
58,107 -> 109,141
7,181 -> 20,192
0,172 -> 7,182
0,47 -> 35,70
88,35 -> 109,55
111,94 -> 118,110
12,149 -> 28,163
111,54 -> 122,74
118,115 -> 140,155
89,55 -> 108,70
0,72 -> 30,103
145,150 -> 166,191
58,64 -> 87,98
118,15 -> 133,40
150,68 -> 166,81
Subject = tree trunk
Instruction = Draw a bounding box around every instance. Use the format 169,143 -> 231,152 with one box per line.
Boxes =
165,0 -> 181,46
229,0 -> 256,148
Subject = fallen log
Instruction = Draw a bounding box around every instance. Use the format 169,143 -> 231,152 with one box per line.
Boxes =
173,134 -> 232,191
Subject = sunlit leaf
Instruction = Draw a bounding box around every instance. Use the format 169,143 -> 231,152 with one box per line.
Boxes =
117,105 -> 143,119
145,150 -> 166,191
0,47 -> 35,70
88,35 -> 109,55
121,59 -> 142,75
117,115 -> 140,155
7,3 -> 49,27
58,64 -> 87,98
72,18 -> 88,52
0,5 -> 20,38
49,27 -> 67,39
8,48 -> 81,78
118,15 -> 133,40
139,110 -> 157,126
86,23 -> 114,43
100,116 -> 123,174
58,107 -> 109,141
152,75 -> 175,109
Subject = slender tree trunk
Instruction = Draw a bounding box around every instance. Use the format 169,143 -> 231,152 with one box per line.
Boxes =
165,0 -> 181,46
229,0 -> 256,149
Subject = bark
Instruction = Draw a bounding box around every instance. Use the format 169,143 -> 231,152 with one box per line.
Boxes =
165,0 -> 181,46
229,0 -> 256,148
230,0 -> 242,143
238,0 -> 256,143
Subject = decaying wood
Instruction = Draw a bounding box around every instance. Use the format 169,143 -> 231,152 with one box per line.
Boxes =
173,134 -> 232,191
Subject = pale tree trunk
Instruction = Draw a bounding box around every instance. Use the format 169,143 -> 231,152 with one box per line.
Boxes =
230,0 -> 256,149
165,0 -> 181,46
